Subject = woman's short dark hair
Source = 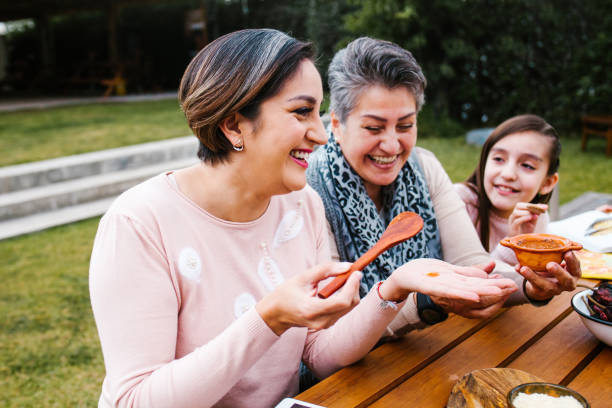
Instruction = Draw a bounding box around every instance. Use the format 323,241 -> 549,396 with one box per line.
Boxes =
328,37 -> 426,123
179,29 -> 314,165
465,114 -> 562,250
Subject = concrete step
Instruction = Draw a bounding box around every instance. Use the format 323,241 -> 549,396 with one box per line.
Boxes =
0,136 -> 198,194
0,157 -> 198,221
0,135 -> 200,240
0,197 -> 117,241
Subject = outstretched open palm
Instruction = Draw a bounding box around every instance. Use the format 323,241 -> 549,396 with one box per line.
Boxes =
388,259 -> 517,303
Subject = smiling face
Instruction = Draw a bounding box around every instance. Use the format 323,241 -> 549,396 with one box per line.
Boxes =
483,132 -> 558,218
332,85 -> 417,205
240,59 -> 327,195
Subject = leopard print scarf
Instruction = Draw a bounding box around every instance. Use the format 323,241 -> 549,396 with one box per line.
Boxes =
307,136 -> 442,297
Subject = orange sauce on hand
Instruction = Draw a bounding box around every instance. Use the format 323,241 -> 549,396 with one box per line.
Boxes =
427,272 -> 439,277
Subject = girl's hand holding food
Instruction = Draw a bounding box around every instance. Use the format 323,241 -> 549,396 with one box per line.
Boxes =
518,251 -> 582,302
378,259 -> 517,304
256,262 -> 362,336
508,202 -> 548,236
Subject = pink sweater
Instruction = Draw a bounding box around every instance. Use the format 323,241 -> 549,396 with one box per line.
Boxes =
89,173 -> 401,408
453,183 -> 549,265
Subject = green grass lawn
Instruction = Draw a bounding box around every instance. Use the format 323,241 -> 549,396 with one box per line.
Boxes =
0,99 -> 190,167
1,100 -> 610,406
0,218 -> 103,407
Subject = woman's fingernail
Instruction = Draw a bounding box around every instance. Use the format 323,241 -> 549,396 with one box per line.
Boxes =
332,262 -> 352,273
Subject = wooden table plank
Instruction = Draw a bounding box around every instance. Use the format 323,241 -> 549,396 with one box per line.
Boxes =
369,289 -> 578,407
297,313 -> 498,407
505,311 -> 600,383
566,346 -> 612,408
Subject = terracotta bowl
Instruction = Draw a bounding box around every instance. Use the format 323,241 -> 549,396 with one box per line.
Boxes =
507,382 -> 589,408
500,233 -> 582,272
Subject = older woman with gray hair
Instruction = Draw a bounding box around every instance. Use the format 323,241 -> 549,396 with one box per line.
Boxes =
307,37 -> 581,334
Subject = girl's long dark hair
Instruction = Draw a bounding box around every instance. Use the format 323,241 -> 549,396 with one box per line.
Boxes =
464,114 -> 561,250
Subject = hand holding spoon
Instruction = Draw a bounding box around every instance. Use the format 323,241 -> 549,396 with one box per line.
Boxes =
318,211 -> 424,299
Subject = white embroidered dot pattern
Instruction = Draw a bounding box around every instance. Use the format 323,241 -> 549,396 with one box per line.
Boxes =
272,202 -> 304,248
178,247 -> 202,282
257,242 -> 284,292
234,293 -> 256,318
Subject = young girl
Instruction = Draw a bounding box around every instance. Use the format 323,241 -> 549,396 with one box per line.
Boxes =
455,114 -> 561,264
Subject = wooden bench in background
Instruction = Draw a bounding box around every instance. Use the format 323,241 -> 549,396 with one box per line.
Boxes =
581,115 -> 612,157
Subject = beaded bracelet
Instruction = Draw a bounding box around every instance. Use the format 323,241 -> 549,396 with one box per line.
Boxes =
375,281 -> 401,310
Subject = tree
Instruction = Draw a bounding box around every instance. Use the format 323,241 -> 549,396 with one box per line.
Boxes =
343,0 -> 612,130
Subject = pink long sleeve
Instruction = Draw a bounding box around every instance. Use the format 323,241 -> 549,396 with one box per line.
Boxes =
90,212 -> 281,407
303,288 -> 403,379
89,174 -> 400,408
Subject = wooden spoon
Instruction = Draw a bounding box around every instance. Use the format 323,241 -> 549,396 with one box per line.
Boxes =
318,211 -> 424,299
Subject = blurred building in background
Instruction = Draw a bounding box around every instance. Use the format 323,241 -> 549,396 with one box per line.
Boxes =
0,0 -> 311,97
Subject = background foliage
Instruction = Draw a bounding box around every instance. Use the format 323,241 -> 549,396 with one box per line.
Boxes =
3,0 -> 611,131
342,0 -> 612,129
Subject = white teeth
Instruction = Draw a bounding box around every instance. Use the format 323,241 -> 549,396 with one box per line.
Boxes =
370,155 -> 397,164
497,185 -> 516,192
290,151 -> 310,160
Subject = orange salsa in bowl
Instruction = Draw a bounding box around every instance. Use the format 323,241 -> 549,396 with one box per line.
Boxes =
500,233 -> 582,272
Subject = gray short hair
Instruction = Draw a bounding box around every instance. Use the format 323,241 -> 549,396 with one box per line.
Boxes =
328,37 -> 426,123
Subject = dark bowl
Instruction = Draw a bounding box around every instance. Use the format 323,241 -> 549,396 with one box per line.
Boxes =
571,289 -> 612,346
507,382 -> 589,407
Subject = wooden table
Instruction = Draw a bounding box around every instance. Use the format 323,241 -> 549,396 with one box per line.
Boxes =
581,115 -> 612,157
297,280 -> 611,407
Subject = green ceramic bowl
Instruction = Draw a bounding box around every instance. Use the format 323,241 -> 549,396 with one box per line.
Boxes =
507,382 -> 589,408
